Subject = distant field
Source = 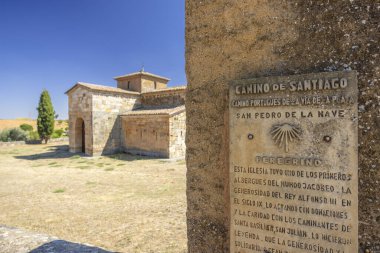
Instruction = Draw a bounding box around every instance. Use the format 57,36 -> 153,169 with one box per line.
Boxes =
0,119 -> 68,131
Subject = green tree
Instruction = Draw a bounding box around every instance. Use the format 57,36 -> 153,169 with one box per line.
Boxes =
37,90 -> 55,143
20,123 -> 33,132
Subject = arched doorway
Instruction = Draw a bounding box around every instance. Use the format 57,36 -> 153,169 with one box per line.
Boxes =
75,118 -> 85,153
81,120 -> 85,153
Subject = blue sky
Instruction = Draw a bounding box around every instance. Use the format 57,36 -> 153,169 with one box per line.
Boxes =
0,0 -> 185,119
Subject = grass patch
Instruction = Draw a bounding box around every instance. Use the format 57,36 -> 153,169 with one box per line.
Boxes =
86,181 -> 97,185
0,150 -> 19,155
53,188 -> 65,193
96,163 -> 104,167
104,168 -> 114,171
77,165 -> 91,170
70,155 -> 81,159
48,162 -> 57,166
177,160 -> 186,165
117,163 -> 124,166
8,151 -> 20,155
31,164 -> 43,167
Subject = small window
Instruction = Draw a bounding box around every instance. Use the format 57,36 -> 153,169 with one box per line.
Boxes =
127,81 -> 130,90
154,81 -> 157,89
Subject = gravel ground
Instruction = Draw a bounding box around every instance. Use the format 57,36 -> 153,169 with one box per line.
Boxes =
0,143 -> 187,253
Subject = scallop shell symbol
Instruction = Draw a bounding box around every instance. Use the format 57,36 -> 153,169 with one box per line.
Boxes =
271,123 -> 302,152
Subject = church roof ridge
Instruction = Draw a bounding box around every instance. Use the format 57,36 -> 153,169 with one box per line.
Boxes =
113,71 -> 171,81
141,86 -> 187,95
121,105 -> 185,116
65,82 -> 140,95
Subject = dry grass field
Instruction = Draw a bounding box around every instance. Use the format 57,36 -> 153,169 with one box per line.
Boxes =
0,143 -> 187,252
0,119 -> 68,131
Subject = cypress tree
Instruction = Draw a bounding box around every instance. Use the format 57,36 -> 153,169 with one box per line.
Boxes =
37,90 -> 55,144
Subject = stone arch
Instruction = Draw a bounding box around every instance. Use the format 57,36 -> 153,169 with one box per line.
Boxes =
74,117 -> 85,153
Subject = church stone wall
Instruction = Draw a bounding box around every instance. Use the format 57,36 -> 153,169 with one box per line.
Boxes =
117,76 -> 141,92
91,92 -> 140,155
121,115 -> 170,157
169,112 -> 186,159
116,75 -> 168,93
140,76 -> 168,92
186,1 -> 379,252
68,87 -> 93,155
142,90 -> 186,108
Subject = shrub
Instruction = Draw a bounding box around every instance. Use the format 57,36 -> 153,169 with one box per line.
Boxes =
0,129 -> 11,142
52,129 -> 64,139
0,128 -> 28,142
28,131 -> 40,141
20,123 -> 33,132
9,128 -> 28,141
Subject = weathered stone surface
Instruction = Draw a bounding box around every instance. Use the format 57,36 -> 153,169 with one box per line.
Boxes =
121,107 -> 186,158
67,86 -> 140,156
169,111 -> 186,159
230,71 -> 358,253
115,71 -> 170,93
122,114 -> 170,157
68,87 -> 94,154
91,92 -> 139,155
185,1 -> 379,252
142,88 -> 186,108
0,225 -> 113,253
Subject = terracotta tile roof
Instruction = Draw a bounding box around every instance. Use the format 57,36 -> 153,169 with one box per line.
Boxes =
121,105 -> 185,116
65,82 -> 140,95
113,71 -> 170,81
142,86 -> 187,95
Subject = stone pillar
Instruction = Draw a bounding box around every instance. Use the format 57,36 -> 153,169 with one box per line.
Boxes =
185,1 -> 379,252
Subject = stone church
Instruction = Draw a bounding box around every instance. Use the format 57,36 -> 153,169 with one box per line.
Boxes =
65,70 -> 186,158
